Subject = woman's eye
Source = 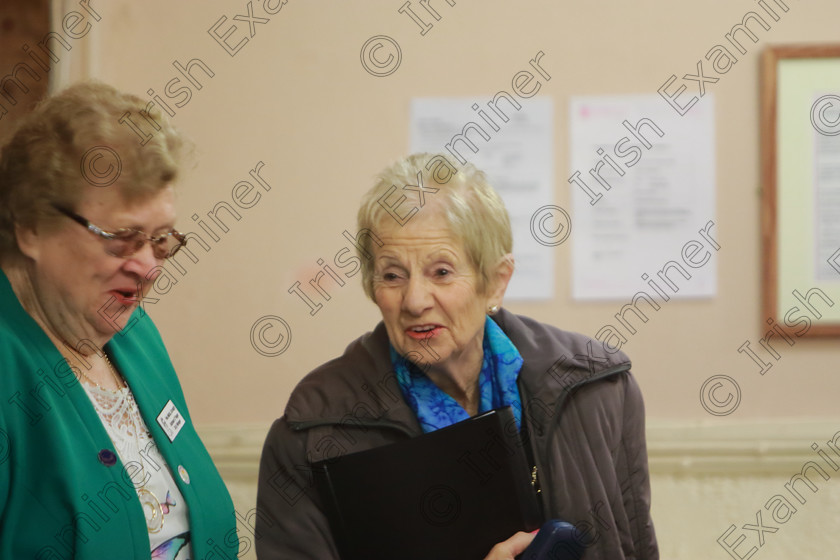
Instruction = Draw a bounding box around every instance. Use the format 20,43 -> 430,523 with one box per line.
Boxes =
382,272 -> 399,281
113,230 -> 138,240
435,268 -> 451,277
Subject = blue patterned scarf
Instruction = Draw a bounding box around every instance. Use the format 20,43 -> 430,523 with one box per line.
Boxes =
391,316 -> 524,433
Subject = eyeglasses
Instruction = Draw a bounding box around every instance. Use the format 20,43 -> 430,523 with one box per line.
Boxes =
52,204 -> 186,259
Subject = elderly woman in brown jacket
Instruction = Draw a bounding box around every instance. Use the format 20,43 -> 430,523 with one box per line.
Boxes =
256,153 -> 658,560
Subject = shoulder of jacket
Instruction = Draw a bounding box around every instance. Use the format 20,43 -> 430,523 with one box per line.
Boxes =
493,309 -> 631,374
284,324 -> 389,423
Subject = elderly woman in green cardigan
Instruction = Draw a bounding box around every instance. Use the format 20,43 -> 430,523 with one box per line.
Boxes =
0,83 -> 238,559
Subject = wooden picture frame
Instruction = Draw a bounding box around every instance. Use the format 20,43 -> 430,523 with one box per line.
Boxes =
761,45 -> 840,337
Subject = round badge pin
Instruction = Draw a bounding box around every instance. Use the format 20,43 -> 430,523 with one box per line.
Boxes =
178,464 -> 190,484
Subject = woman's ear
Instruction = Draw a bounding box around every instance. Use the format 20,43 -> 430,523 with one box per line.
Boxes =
15,223 -> 41,261
486,253 -> 515,309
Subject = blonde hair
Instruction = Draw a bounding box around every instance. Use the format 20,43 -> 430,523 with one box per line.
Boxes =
0,81 -> 186,259
357,153 -> 513,299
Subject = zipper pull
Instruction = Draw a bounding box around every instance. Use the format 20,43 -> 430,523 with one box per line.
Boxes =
531,465 -> 541,493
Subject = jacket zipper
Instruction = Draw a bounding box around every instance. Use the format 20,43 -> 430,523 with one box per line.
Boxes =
519,363 -> 631,510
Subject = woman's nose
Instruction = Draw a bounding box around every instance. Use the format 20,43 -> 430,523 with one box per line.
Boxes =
401,274 -> 433,315
122,241 -> 161,278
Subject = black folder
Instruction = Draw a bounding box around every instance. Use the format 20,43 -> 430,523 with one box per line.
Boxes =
312,407 -> 543,560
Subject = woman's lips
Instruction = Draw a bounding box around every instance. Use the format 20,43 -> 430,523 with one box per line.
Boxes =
405,325 -> 443,340
109,289 -> 137,307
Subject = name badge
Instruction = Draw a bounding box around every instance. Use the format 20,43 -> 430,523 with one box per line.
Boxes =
157,400 -> 185,442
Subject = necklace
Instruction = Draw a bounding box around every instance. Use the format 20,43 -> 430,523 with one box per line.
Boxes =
86,382 -> 167,533
76,354 -> 166,533
75,352 -> 124,391
109,364 -> 165,533
129,404 -> 165,534
138,487 -> 165,533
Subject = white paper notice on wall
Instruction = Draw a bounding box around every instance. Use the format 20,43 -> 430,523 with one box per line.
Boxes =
410,97 -> 555,301
569,94 -> 717,301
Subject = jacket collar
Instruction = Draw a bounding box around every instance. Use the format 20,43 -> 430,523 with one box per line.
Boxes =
284,308 -> 631,435
490,309 -> 631,436
491,309 -> 631,400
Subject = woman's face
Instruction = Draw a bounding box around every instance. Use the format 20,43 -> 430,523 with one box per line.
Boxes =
19,185 -> 176,343
372,204 -> 502,378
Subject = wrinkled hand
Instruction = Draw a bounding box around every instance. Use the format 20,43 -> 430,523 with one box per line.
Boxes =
482,531 -> 536,560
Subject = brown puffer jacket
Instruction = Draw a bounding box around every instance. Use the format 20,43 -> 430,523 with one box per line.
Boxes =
256,308 -> 659,559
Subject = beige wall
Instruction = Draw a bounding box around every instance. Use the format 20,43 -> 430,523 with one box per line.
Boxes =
44,0 -> 840,558
79,0 -> 838,425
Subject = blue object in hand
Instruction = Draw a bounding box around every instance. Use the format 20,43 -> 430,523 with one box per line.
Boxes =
517,520 -> 585,560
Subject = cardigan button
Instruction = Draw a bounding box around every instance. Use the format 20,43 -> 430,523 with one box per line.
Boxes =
98,449 -> 117,466
178,465 -> 190,484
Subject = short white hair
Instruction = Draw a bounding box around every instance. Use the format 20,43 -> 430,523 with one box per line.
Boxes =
356,153 -> 513,299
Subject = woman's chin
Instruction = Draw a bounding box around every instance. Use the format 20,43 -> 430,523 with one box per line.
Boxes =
92,317 -> 130,339
399,342 -> 447,369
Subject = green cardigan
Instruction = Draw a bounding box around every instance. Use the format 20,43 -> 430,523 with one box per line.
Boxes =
0,270 -> 239,559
